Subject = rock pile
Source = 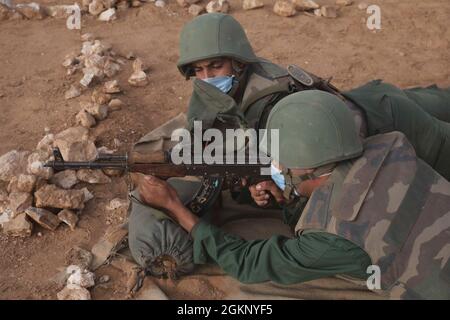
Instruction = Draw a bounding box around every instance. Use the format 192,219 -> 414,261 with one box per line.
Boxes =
273,0 -> 354,18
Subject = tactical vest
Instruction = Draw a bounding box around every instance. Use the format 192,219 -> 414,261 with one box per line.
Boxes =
295,132 -> 450,299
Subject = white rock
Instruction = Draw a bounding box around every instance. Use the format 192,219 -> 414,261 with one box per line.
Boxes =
67,265 -> 95,288
50,170 -> 79,189
336,0 -> 353,6
242,0 -> 264,10
155,0 -> 166,7
1,213 -> 33,237
80,72 -> 95,87
53,127 -> 98,162
77,169 -> 111,184
108,99 -> 124,111
16,2 -> 46,19
57,285 -> 91,300
34,184 -> 85,210
0,150 -> 29,182
206,0 -> 229,13
98,8 -> 116,21
104,80 -> 121,94
128,71 -> 148,87
97,146 -> 116,154
46,5 -> 74,19
65,85 -> 81,100
81,102 -> 109,121
27,151 -> 53,180
76,110 -> 97,128
89,0 -> 105,16
36,134 -> 55,155
8,174 -> 37,193
273,1 -> 296,17
81,187 -> 94,202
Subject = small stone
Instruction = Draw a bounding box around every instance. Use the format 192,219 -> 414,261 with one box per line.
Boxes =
103,60 -> 121,78
242,0 -> 264,10
133,58 -> 147,73
97,146 -> 116,154
62,53 -> 79,68
98,275 -> 110,284
321,5 -> 338,18
188,4 -> 205,16
0,208 -> 12,228
128,71 -> 148,87
336,0 -> 353,6
58,209 -> 79,231
81,102 -> 109,121
108,99 -> 124,111
57,285 -> 91,300
51,170 -> 79,189
273,1 -> 296,17
81,187 -> 94,202
16,3 -> 47,20
8,174 -> 37,193
7,192 -> 33,217
314,8 -> 321,16
103,80 -> 121,94
358,2 -> 367,10
155,0 -> 166,8
65,85 -> 81,100
89,0 -> 105,16
0,150 -> 29,182
291,0 -> 319,11
2,213 -> 32,237
125,52 -> 135,60
91,89 -> 112,105
37,231 -> 42,236
98,8 -> 116,21
25,207 -> 61,231
77,169 -> 111,184
35,184 -> 85,210
65,246 -> 93,269
67,265 -> 96,288
206,0 -> 230,13
80,33 -> 95,42
27,151 -> 53,180
80,72 -> 95,87
36,134 -> 55,155
76,110 -> 97,128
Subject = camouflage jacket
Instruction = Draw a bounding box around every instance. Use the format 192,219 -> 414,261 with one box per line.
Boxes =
295,131 -> 450,299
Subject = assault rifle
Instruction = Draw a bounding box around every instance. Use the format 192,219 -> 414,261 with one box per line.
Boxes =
44,147 -> 271,214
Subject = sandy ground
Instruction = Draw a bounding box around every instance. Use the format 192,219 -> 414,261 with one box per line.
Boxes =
0,0 -> 449,299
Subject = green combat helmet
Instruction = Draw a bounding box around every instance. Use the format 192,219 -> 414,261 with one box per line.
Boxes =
177,13 -> 259,78
260,90 -> 364,169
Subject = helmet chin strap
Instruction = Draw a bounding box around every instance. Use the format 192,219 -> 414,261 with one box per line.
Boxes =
282,163 -> 336,200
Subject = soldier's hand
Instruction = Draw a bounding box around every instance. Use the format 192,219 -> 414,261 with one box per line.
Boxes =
249,180 -> 285,207
136,175 -> 182,211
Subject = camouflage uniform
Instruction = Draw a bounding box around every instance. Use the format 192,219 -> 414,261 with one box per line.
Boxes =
189,91 -> 450,299
129,13 -> 450,280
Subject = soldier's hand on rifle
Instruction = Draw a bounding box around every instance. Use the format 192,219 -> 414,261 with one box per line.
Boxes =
136,175 -> 199,232
137,175 -> 182,212
248,180 -> 285,207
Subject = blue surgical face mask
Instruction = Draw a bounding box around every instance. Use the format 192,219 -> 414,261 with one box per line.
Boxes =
271,163 -> 300,196
271,163 -> 286,191
202,75 -> 235,93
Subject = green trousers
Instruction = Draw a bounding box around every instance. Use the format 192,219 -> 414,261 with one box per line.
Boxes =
345,81 -> 450,180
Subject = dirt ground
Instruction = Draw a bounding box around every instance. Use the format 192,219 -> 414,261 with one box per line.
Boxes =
0,0 -> 449,299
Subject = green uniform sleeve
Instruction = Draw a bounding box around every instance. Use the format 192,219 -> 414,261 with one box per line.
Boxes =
191,220 -> 371,285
